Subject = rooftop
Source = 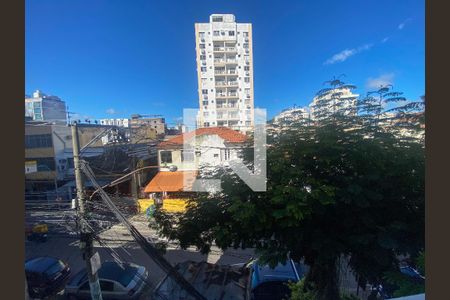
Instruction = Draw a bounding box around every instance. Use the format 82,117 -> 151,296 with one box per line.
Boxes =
159,127 -> 247,148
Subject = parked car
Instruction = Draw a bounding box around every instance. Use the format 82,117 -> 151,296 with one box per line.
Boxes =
25,256 -> 71,299
369,265 -> 425,300
65,261 -> 148,299
247,258 -> 304,300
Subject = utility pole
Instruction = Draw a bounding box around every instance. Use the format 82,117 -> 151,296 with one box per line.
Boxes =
71,123 -> 103,300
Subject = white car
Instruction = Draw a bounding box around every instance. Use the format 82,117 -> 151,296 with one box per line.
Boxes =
65,261 -> 148,299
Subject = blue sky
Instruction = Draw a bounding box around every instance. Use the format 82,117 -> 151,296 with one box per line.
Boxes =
25,0 -> 424,124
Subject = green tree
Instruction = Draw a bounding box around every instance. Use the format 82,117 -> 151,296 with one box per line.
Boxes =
152,81 -> 425,300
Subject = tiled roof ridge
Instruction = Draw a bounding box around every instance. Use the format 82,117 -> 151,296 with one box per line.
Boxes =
159,126 -> 247,147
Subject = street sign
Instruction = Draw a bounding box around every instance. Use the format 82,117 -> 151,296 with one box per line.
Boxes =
90,252 -> 101,275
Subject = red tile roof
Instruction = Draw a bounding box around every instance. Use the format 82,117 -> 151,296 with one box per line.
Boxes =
159,127 -> 248,148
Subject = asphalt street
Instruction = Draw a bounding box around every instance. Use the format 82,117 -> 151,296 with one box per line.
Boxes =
25,208 -> 255,299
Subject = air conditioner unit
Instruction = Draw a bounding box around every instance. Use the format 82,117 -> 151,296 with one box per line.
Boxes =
202,61 -> 207,65
245,49 -> 249,53
245,72 -> 250,76
201,38 -> 205,42
201,50 -> 206,54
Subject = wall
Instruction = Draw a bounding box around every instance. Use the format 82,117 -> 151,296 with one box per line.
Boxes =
159,134 -> 242,172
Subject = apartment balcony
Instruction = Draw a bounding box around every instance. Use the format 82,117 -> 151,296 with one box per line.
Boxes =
215,81 -> 238,87
215,82 -> 227,87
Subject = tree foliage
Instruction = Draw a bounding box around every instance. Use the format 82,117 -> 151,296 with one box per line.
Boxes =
151,79 -> 425,300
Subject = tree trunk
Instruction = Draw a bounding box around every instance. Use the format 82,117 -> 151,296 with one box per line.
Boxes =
305,257 -> 340,300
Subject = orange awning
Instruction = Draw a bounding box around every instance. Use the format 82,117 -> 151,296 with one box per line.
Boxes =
144,171 -> 197,193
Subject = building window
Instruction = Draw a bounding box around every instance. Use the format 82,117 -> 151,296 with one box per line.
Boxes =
200,55 -> 206,60
204,122 -> 210,127
27,157 -> 56,171
199,44 -> 205,49
228,31 -> 235,36
221,31 -> 226,36
160,151 -> 172,164
199,32 -> 205,39
213,31 -> 220,36
243,32 -> 249,37
244,66 -> 250,71
25,134 -> 53,149
243,43 -> 249,48
201,67 -> 207,72
202,100 -> 208,106
181,150 -> 195,162
221,149 -> 231,161
202,89 -> 208,95
244,77 -> 250,83
212,16 -> 223,22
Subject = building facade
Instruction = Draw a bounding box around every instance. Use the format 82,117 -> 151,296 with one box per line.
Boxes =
129,115 -> 166,137
25,122 -> 106,200
195,14 -> 254,132
142,127 -> 248,211
273,106 -> 310,125
25,90 -> 67,124
309,87 -> 359,121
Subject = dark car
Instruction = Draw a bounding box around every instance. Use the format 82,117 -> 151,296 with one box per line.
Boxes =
369,265 -> 425,300
248,259 -> 303,300
25,256 -> 71,299
65,261 -> 148,299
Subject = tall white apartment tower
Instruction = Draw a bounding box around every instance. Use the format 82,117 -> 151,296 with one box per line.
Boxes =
195,14 -> 254,132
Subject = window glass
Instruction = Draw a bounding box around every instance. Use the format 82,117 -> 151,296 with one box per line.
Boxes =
45,261 -> 65,277
100,280 -> 114,291
160,151 -> 172,164
181,150 -> 195,162
25,134 -> 53,148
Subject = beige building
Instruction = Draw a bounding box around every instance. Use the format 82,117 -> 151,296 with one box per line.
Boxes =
195,14 -> 255,132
